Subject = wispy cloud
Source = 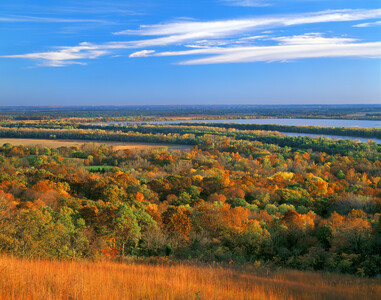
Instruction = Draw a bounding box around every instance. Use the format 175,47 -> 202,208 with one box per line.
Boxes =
2,43 -> 111,67
0,1 -> 142,17
353,20 -> 381,27
270,33 -> 358,45
0,15 -> 109,24
130,34 -> 381,65
116,9 -> 381,36
113,9 -> 381,47
129,50 -> 155,58
3,9 -> 381,67
178,42 -> 381,65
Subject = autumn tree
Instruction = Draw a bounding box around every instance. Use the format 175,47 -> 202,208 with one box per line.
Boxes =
162,206 -> 191,244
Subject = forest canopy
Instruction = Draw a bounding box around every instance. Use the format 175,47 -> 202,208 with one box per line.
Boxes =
0,107 -> 380,277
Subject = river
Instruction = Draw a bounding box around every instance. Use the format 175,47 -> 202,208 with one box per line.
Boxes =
91,118 -> 381,143
151,118 -> 381,128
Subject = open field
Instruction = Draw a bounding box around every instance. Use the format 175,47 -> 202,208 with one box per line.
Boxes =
0,256 -> 379,300
0,138 -> 192,150
83,165 -> 115,172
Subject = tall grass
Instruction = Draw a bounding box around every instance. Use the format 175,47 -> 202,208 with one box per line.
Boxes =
0,255 -> 379,300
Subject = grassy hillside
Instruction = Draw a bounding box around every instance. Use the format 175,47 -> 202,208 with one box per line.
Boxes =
0,256 -> 379,300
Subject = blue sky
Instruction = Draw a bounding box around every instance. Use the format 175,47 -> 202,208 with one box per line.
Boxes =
0,0 -> 380,106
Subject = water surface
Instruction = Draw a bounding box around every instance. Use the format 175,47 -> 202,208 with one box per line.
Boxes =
151,118 -> 381,128
91,118 -> 381,143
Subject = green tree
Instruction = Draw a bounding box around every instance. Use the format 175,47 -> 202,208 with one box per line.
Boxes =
113,204 -> 141,257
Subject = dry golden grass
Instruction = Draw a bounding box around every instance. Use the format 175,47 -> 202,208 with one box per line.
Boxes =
0,138 -> 191,150
0,256 -> 379,300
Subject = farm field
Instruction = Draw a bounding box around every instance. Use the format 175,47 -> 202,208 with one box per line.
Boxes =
0,138 -> 192,150
0,256 -> 380,300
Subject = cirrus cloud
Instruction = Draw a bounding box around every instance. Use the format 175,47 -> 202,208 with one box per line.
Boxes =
130,33 -> 381,65
353,20 -> 381,27
2,8 -> 381,67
